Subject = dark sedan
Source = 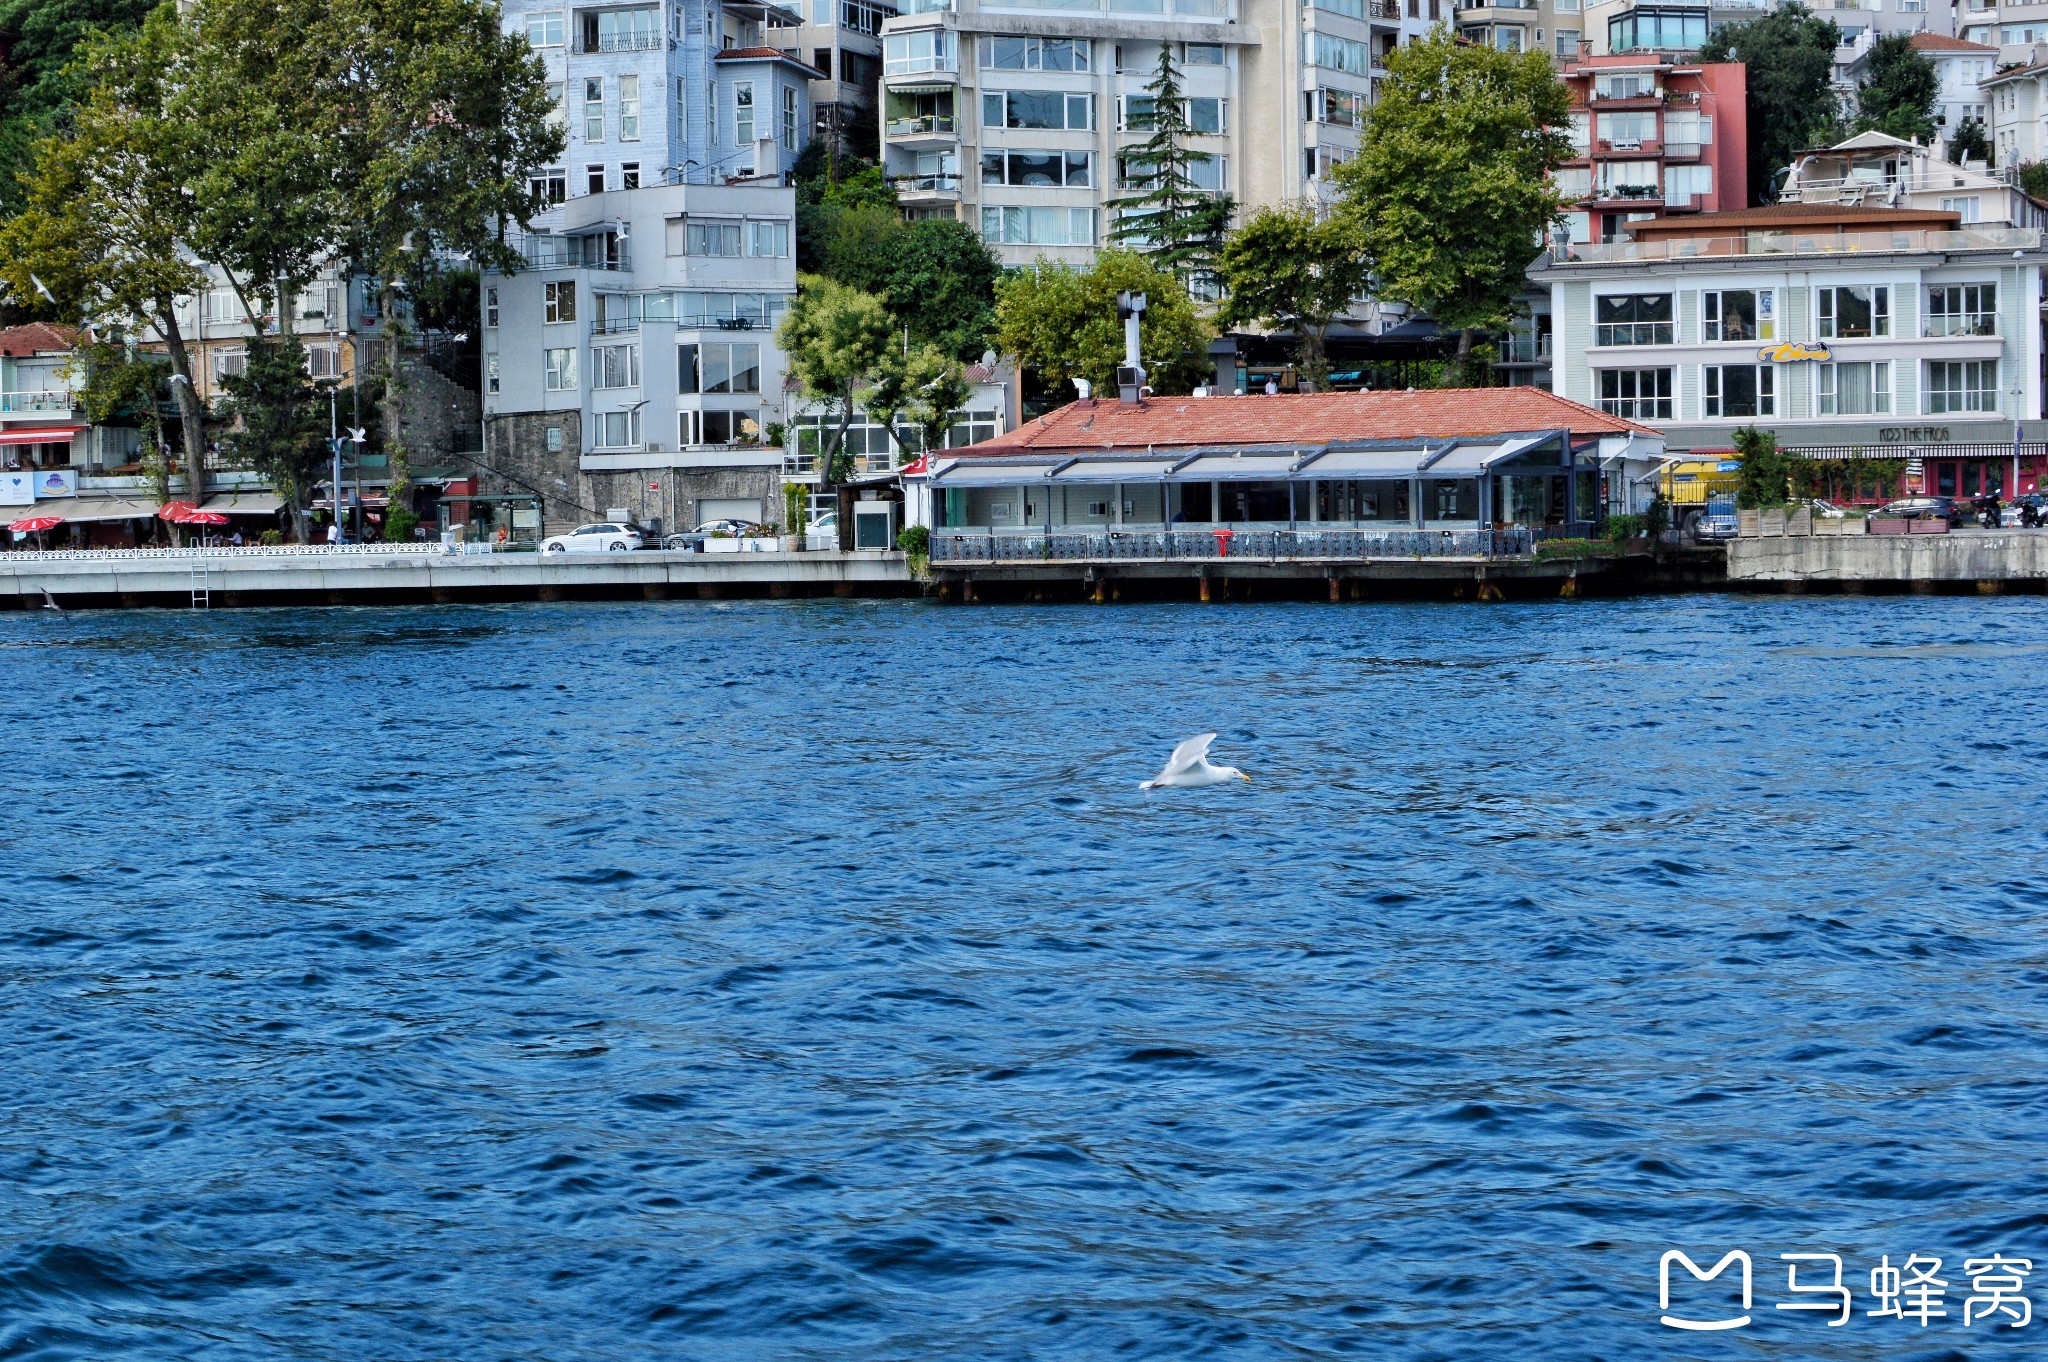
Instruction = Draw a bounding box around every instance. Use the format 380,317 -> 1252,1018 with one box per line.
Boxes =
1872,496 -> 1963,528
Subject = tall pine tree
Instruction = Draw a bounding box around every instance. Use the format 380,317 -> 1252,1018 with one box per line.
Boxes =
1107,43 -> 1234,286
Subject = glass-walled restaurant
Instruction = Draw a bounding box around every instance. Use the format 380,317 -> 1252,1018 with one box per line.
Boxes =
927,434 -> 1602,534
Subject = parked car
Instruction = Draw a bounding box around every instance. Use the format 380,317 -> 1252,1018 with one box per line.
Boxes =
541,522 -> 644,552
1871,497 -> 1963,528
694,519 -> 768,538
1792,497 -> 1848,519
1692,497 -> 1740,542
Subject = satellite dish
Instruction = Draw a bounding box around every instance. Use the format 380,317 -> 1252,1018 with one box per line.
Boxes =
979,349 -> 997,369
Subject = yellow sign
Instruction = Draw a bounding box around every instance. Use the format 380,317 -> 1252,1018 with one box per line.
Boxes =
1759,341 -> 1832,363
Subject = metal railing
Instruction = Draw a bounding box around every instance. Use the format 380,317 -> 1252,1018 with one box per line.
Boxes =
1594,321 -> 1674,346
579,32 -> 664,51
927,527 -> 1542,563
513,234 -> 632,271
0,543 -> 502,563
893,174 -> 960,194
886,115 -> 956,137
1925,315 -> 1998,338
1566,225 -> 2042,263
0,391 -> 75,414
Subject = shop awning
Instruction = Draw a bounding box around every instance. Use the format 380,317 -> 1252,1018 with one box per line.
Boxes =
1421,433 -> 1558,476
63,495 -> 161,522
1300,447 -> 1433,477
1046,458 -> 1186,483
197,492 -> 284,515
1171,451 -> 1303,481
0,425 -> 84,446
929,458 -> 1066,486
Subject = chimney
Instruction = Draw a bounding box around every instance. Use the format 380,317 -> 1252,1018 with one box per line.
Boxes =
1115,290 -> 1147,403
1072,377 -> 1093,406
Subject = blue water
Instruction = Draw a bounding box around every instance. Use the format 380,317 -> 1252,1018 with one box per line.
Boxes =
3,597 -> 2046,1360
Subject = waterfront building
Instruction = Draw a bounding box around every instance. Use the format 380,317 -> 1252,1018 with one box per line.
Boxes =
874,0 -> 1443,267
1776,131 -> 2042,227
502,0 -> 814,194
482,181 -> 800,534
0,324 -> 96,476
782,359 -> 1018,481
1531,201 -> 2048,498
1981,52 -> 2048,171
907,386 -> 1668,542
1907,33 -> 1996,143
1555,54 -> 1746,247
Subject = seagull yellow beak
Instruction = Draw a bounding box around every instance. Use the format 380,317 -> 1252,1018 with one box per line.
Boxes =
1238,771 -> 1252,782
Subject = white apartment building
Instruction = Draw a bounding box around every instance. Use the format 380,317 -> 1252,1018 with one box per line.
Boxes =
482,182 -> 799,533
1777,130 -> 2045,227
874,0 -> 1439,265
1910,32 -> 1996,139
1983,53 -> 2048,169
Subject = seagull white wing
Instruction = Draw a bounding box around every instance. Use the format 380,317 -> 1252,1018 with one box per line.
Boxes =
1160,732 -> 1218,778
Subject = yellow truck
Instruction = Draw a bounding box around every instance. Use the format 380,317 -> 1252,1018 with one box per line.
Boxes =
1660,456 -> 1740,507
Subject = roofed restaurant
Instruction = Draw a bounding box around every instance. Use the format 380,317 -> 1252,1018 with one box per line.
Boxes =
907,388 -> 1666,560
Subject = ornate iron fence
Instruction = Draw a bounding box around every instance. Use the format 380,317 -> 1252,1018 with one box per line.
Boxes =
928,527 -> 1540,564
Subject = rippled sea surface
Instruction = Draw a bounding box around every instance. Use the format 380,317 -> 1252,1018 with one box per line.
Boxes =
5,596 -> 2048,1360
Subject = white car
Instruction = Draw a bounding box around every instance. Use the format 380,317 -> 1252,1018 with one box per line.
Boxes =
541,523 -> 644,553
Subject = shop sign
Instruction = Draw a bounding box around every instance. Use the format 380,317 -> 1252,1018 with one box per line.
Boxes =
1876,427 -> 1951,443
1759,341 -> 1832,363
34,469 -> 75,498
1716,460 -> 1740,473
0,470 -> 31,506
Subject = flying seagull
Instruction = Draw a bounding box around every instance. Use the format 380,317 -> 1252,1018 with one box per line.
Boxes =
1140,732 -> 1249,790
40,589 -> 60,611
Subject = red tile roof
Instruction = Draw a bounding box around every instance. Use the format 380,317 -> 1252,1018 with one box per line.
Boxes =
1910,32 -> 1996,52
0,322 -> 78,357
1626,202 -> 1960,239
962,388 -> 1656,456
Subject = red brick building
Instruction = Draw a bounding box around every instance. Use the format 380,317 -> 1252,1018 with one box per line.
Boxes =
1557,55 -> 1748,246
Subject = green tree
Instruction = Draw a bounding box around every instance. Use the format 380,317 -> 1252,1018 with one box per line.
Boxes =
1217,203 -> 1372,390
777,274 -> 896,493
1951,118 -> 1992,168
879,219 -> 1001,361
0,0 -> 156,212
1106,42 -> 1235,283
1733,426 -> 1806,509
865,344 -> 971,456
2020,162 -> 2048,200
70,336 -> 169,500
0,13 -> 211,507
994,248 -> 1211,397
1336,28 -> 1572,382
1699,5 -> 1843,204
1856,34 -> 1937,142
218,334 -> 329,540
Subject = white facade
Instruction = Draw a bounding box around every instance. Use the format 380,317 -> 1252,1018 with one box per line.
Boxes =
1909,33 -> 1996,137
775,0 -> 894,151
1985,56 -> 2048,170
874,0 -> 1440,269
484,182 -> 797,461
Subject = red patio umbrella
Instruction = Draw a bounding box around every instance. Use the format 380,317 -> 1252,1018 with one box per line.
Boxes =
158,500 -> 198,522
183,511 -> 229,526
9,515 -> 63,532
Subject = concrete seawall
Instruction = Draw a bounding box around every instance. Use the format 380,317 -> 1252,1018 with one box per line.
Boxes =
0,547 -> 916,609
1728,531 -> 2048,588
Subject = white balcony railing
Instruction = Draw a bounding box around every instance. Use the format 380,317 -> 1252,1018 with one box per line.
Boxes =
0,390 -> 74,414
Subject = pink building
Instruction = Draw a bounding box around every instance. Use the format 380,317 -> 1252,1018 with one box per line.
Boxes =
1556,55 -> 1748,246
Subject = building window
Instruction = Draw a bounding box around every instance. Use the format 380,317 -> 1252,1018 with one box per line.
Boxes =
745,219 -> 790,256
782,86 -> 798,152
1185,43 -> 1225,65
1664,162 -> 1713,204
593,408 -> 642,448
1554,27 -> 1580,55
701,342 -> 761,394
1311,33 -> 1373,75
1939,194 -> 1981,222
1926,359 -> 1998,414
1493,26 -> 1522,52
621,162 -> 640,190
484,286 -> 499,329
681,410 -> 757,446
619,74 -> 640,142
585,164 -> 605,195
1816,285 -> 1889,339
982,150 -> 1092,187
1310,88 -> 1366,128
1598,368 -> 1672,420
1119,96 -> 1222,133
1818,361 -> 1890,415
306,345 -> 341,379
735,82 -> 755,144
544,348 -> 578,391
1594,294 -> 1673,346
982,90 -> 1091,131
677,218 -> 744,255
486,352 -> 500,395
526,11 -> 564,45
544,281 -> 576,324
530,167 -> 566,206
884,29 -> 957,75
1926,283 -> 1996,337
1703,364 -> 1773,418
583,77 -> 603,142
584,7 -> 659,51
1609,7 -> 1706,51
977,36 -> 1091,71
980,205 -> 1096,246
1595,111 -> 1655,146
1703,289 -> 1771,342
592,343 -> 640,389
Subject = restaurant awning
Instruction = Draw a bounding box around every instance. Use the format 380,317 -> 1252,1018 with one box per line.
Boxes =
1046,458 -> 1186,483
1420,433 -> 1559,476
1301,447 -> 1434,477
0,425 -> 84,446
929,458 -> 1066,486
197,492 -> 284,515
1171,452 -> 1303,480
63,494 -> 161,522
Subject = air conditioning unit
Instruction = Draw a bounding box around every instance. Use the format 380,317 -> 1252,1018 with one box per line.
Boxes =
644,442 -> 661,453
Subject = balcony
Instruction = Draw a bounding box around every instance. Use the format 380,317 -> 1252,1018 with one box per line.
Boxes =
1592,182 -> 1663,204
0,390 -> 75,415
1595,137 -> 1663,156
893,173 -> 961,198
574,32 -> 665,52
1594,322 -> 1674,346
1925,316 -> 1998,338
886,114 -> 957,140
514,233 -> 631,271
1587,87 -> 1661,107
1369,0 -> 1401,15
1498,333 -> 1553,364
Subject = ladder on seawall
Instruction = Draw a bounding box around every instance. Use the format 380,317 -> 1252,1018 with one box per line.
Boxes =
189,559 -> 210,609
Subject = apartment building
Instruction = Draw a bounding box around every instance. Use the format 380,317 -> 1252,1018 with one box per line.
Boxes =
1959,0 -> 2048,48
874,0 -> 1439,265
1982,54 -> 2048,170
1456,0 -> 1590,64
1777,130 -> 2046,228
1533,203 -> 2048,497
1556,55 -> 1746,246
772,0 -> 893,153
505,0 -> 815,196
1582,0 -> 1950,84
482,182 -> 800,534
1911,32 -> 1996,140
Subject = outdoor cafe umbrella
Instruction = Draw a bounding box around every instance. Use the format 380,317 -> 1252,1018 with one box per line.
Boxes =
183,511 -> 228,526
9,514 -> 63,548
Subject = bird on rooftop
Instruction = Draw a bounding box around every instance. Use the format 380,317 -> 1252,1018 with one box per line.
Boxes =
1141,732 -> 1249,790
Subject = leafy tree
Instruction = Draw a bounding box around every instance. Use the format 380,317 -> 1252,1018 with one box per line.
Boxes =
0,13 -> 211,505
795,154 -> 899,276
1733,426 -> 1803,509
0,0 -> 156,212
1106,42 -> 1234,283
1336,29 -> 1572,382
865,345 -> 971,455
2021,162 -> 2048,200
1856,34 -> 1937,142
218,334 -> 329,540
776,274 -> 896,493
994,248 -> 1211,397
70,336 -> 169,500
1699,5 -> 1843,204
878,220 -> 1000,361
1217,203 -> 1372,390
1951,118 -> 1992,167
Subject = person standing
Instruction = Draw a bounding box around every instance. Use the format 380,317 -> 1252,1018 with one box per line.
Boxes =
326,519 -> 340,547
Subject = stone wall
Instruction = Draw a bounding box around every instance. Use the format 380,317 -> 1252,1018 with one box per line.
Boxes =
485,411 -> 582,532
397,359 -> 481,462
1729,532 -> 2048,583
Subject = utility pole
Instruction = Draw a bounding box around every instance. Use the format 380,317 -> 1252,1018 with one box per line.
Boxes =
329,387 -> 342,546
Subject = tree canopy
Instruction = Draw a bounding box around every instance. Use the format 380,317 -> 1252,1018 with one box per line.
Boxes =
1950,116 -> 1991,168
1856,34 -> 1937,143
0,0 -> 156,213
1217,204 -> 1373,390
776,274 -> 896,489
1335,29 -> 1572,375
994,249 -> 1211,397
1699,4 -> 1843,203
1106,42 -> 1234,284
